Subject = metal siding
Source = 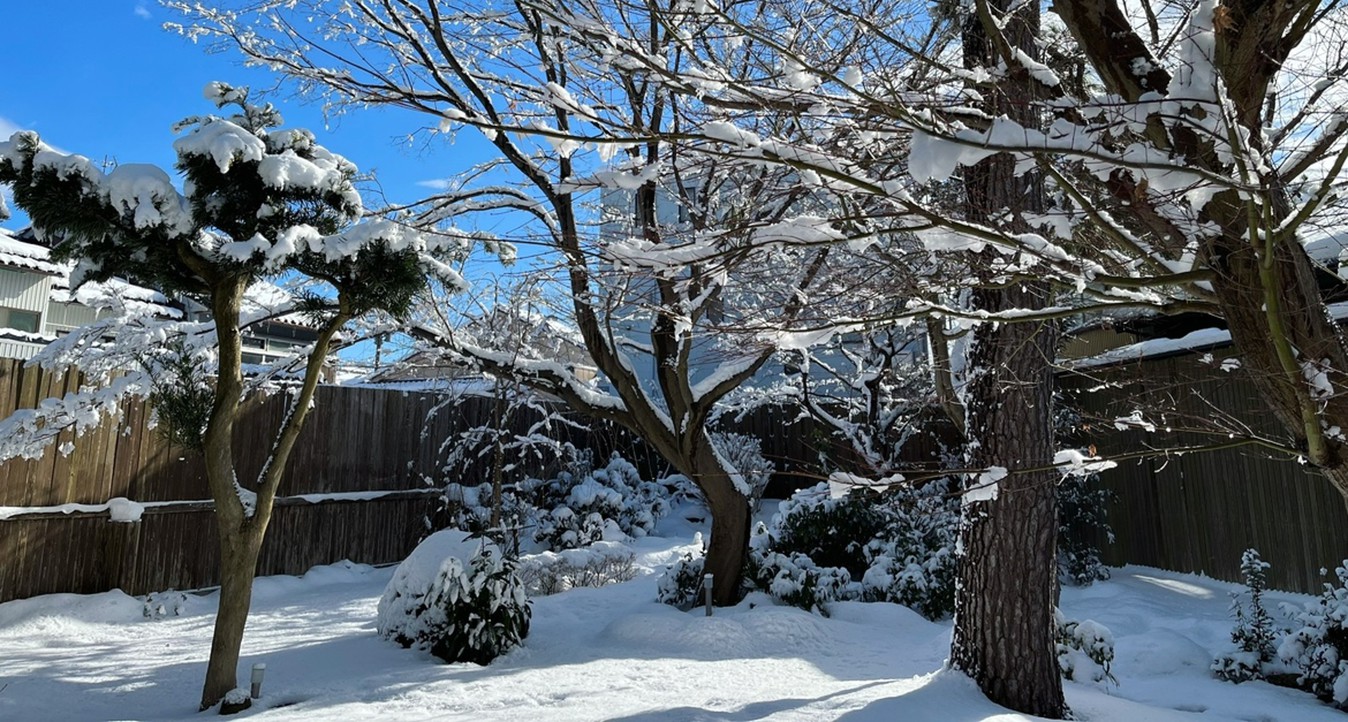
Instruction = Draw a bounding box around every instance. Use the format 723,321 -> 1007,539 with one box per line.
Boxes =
0,268 -> 51,314
0,339 -> 42,360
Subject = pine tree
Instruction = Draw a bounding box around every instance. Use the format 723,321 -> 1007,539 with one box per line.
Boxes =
0,83 -> 453,712
1214,549 -> 1278,683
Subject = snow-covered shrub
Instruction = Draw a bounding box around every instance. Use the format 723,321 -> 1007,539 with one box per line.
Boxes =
516,542 -> 637,596
1056,610 -> 1116,684
526,452 -> 672,550
857,479 -> 959,619
747,480 -> 959,619
657,551 -> 707,610
142,590 -> 188,620
438,452 -> 673,553
437,481 -> 530,548
1214,549 -> 1280,683
709,431 -> 773,509
377,529 -> 531,665
767,483 -> 888,576
746,550 -> 854,616
1054,402 -> 1115,587
1279,560 -> 1348,706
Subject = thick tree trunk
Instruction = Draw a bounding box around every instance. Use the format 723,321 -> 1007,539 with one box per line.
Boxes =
948,0 -> 1066,716
950,285 -> 1064,718
690,439 -> 750,605
1205,225 -> 1348,505
200,526 -> 264,711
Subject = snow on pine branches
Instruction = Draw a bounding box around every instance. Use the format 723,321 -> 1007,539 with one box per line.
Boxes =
0,82 -> 467,462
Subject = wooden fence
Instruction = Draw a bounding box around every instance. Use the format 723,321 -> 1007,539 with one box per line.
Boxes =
23,339 -> 1319,605
0,357 -> 666,603
1063,352 -> 1348,594
0,358 -> 899,604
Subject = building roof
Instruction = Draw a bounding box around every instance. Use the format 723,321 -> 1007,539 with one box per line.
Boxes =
0,226 -> 180,318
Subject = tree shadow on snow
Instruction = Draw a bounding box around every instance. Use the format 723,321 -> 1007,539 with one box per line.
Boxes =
604,680 -> 894,722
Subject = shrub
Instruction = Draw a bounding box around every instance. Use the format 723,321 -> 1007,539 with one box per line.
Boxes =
743,480 -> 958,619
377,530 -> 531,665
142,590 -> 189,620
527,453 -> 671,549
1054,402 -> 1114,587
516,542 -> 638,596
857,479 -> 959,619
1214,549 -> 1280,683
437,481 -> 530,547
657,551 -> 708,610
1279,560 -> 1348,706
438,451 -> 673,553
767,483 -> 888,577
1057,473 -> 1114,586
1056,610 -> 1116,684
709,431 -> 774,509
747,550 -> 854,616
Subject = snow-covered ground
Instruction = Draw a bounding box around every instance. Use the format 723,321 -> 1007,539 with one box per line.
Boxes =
0,518 -> 1338,721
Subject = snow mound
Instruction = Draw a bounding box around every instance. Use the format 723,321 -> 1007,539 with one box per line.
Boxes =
376,529 -> 488,636
601,601 -> 835,659
0,589 -> 144,629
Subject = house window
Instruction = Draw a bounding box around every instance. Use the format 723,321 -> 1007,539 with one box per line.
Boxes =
0,307 -> 40,333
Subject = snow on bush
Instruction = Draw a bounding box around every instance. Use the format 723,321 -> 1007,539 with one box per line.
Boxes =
376,529 -> 531,665
709,431 -> 773,508
529,453 -> 670,549
1054,403 -> 1114,587
1056,610 -> 1116,684
1057,473 -> 1113,587
1214,549 -> 1280,683
141,590 -> 188,620
516,542 -> 637,596
747,549 -> 853,616
439,452 -> 672,552
660,480 -> 959,617
1279,560 -> 1348,706
656,550 -> 709,610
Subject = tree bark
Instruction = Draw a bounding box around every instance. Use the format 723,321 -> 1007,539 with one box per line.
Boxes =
950,284 -> 1064,717
200,527 -> 264,711
948,0 -> 1066,716
691,438 -> 750,605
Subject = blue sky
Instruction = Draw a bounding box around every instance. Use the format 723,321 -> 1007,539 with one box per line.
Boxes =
0,2 -> 481,233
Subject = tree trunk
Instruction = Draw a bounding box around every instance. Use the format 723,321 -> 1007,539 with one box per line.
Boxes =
948,0 -> 1066,716
950,285 -> 1064,718
200,525 -> 264,711
691,439 -> 749,606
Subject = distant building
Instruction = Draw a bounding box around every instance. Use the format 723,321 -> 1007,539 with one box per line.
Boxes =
0,227 -> 178,359
0,226 -> 324,367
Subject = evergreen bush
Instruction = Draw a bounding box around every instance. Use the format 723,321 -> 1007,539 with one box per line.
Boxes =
377,530 -> 531,665
656,551 -> 708,610
1279,560 -> 1348,706
719,480 -> 959,619
438,451 -> 672,553
1057,473 -> 1114,586
1214,549 -> 1279,683
1056,609 -> 1116,684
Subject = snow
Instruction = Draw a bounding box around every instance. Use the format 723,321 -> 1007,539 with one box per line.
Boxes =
963,466 -> 1006,506
172,117 -> 266,174
1,526 -> 1344,721
106,496 -> 145,523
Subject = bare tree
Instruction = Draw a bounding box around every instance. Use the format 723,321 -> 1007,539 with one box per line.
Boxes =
171,0 -> 852,604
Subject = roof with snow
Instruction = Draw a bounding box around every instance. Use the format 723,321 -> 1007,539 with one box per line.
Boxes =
0,227 -> 181,318
0,228 -> 66,275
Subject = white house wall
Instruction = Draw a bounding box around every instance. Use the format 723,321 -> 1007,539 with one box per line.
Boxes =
0,268 -> 52,315
0,338 -> 46,360
45,301 -> 101,335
